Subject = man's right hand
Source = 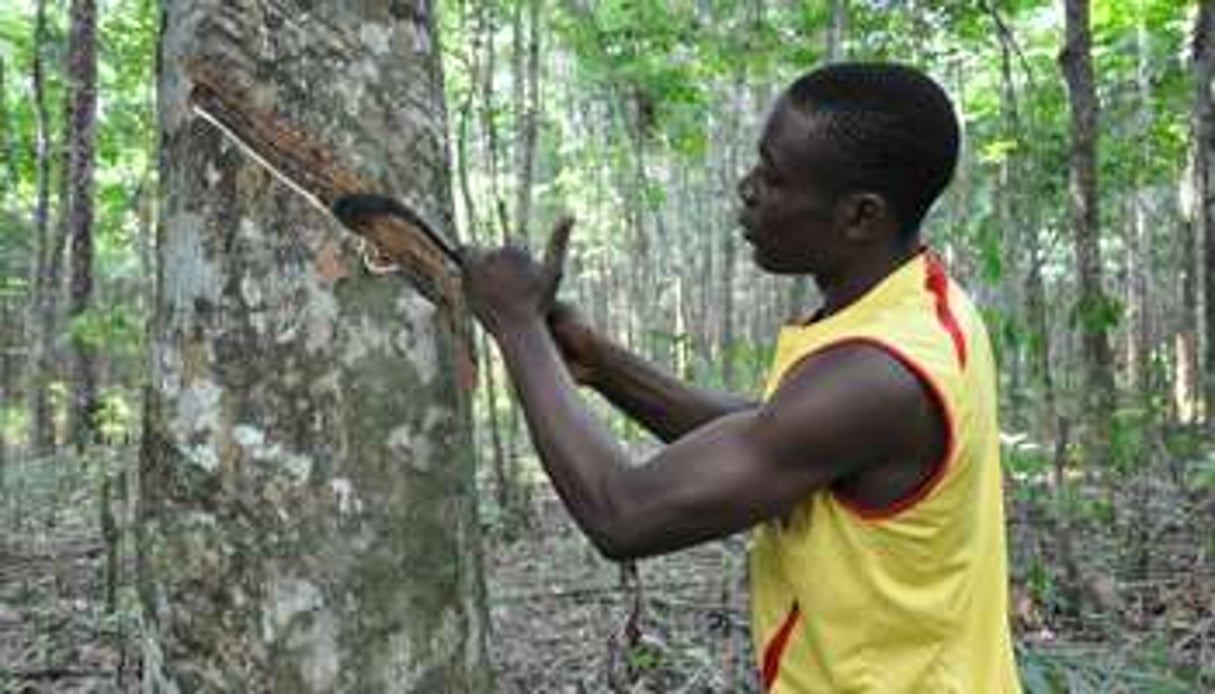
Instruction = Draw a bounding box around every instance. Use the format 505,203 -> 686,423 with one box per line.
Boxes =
548,300 -> 755,443
548,301 -> 600,386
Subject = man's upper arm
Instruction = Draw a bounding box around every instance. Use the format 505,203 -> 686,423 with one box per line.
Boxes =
601,342 -> 938,559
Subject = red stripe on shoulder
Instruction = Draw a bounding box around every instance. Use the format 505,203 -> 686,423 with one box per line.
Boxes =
824,337 -> 957,521
924,254 -> 967,369
761,602 -> 802,691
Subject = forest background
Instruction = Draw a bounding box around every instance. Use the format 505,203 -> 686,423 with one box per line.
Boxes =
0,0 -> 1212,691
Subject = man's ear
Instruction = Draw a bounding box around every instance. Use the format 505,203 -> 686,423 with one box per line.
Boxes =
835,192 -> 893,242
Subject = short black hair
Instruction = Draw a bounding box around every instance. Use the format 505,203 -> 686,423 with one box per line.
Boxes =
784,62 -> 960,239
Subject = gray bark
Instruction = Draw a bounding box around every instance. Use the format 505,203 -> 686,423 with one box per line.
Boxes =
454,85 -> 511,528
0,296 -> 9,474
1197,0 -> 1215,424
995,21 -> 1028,426
828,0 -> 848,63
140,2 -> 490,691
1180,0 -> 1214,423
1059,0 -> 1116,450
1128,20 -> 1152,395
27,0 -> 56,455
719,192 -> 739,390
0,57 -> 16,190
512,0 -> 542,248
64,0 -> 100,450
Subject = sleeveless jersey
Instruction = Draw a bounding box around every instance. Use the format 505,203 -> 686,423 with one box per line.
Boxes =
749,251 -> 1021,692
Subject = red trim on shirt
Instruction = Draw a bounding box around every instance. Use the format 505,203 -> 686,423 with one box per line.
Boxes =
821,337 -> 957,521
924,254 -> 968,369
761,602 -> 802,691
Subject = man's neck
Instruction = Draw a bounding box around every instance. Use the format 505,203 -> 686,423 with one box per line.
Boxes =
815,242 -> 921,319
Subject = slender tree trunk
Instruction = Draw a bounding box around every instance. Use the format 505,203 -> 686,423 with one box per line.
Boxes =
140,3 -> 490,689
1059,0 -> 1116,455
994,19 -> 1027,426
64,0 -> 100,450
512,0 -> 542,248
1010,58 -> 1057,441
476,1 -> 525,482
479,4 -> 512,246
27,0 -> 56,455
829,0 -> 848,61
1181,1 -> 1214,423
0,296 -> 9,477
481,332 -> 513,520
1199,2 -> 1215,426
1128,19 -> 1153,396
455,78 -> 511,530
719,207 -> 738,390
0,57 -> 16,190
505,0 -> 544,526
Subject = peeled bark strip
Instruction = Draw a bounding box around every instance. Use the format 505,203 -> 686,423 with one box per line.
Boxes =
184,61 -> 463,311
140,2 -> 489,691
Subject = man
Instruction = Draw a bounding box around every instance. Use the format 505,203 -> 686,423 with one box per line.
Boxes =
459,63 -> 1021,692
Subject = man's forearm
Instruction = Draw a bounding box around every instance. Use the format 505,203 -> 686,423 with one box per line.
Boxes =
495,321 -> 634,556
588,338 -> 756,443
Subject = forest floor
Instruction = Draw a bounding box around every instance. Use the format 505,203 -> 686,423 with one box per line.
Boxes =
488,472 -> 1214,693
488,492 -> 756,693
0,459 -> 136,693
0,449 -> 1211,693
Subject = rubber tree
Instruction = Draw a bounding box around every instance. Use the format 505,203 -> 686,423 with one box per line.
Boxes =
1059,0 -> 1116,454
64,0 -> 100,449
139,1 -> 490,690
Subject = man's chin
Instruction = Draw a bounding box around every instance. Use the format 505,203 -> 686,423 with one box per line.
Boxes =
751,250 -> 803,275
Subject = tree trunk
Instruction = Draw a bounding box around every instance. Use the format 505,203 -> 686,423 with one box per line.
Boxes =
479,3 -> 513,246
1180,0 -> 1214,424
0,57 -> 16,190
64,0 -> 100,450
1128,18 -> 1153,396
506,0 -> 544,527
994,15 -> 1028,426
27,0 -> 57,455
1059,0 -> 1116,454
0,296 -> 9,476
455,82 -> 512,531
512,0 -> 542,248
829,0 -> 848,62
719,214 -> 738,391
139,3 -> 490,690
1197,1 -> 1215,426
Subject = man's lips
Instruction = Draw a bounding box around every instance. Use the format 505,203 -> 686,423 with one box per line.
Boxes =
737,210 -> 757,241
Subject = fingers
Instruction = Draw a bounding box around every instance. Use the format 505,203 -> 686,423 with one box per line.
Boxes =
457,213 -> 573,307
454,243 -> 476,269
541,215 -> 575,304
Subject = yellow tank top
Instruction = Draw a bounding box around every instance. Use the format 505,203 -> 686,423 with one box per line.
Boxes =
749,251 -> 1021,693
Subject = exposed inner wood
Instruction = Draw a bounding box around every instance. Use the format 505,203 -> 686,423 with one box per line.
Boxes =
185,60 -> 459,307
184,60 -> 476,389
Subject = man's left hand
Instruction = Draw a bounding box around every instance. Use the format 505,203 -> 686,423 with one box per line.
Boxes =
459,217 -> 574,337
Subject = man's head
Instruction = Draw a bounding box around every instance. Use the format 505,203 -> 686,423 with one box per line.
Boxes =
737,63 -> 960,276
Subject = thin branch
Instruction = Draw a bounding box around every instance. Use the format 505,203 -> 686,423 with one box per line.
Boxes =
980,0 -> 1038,93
